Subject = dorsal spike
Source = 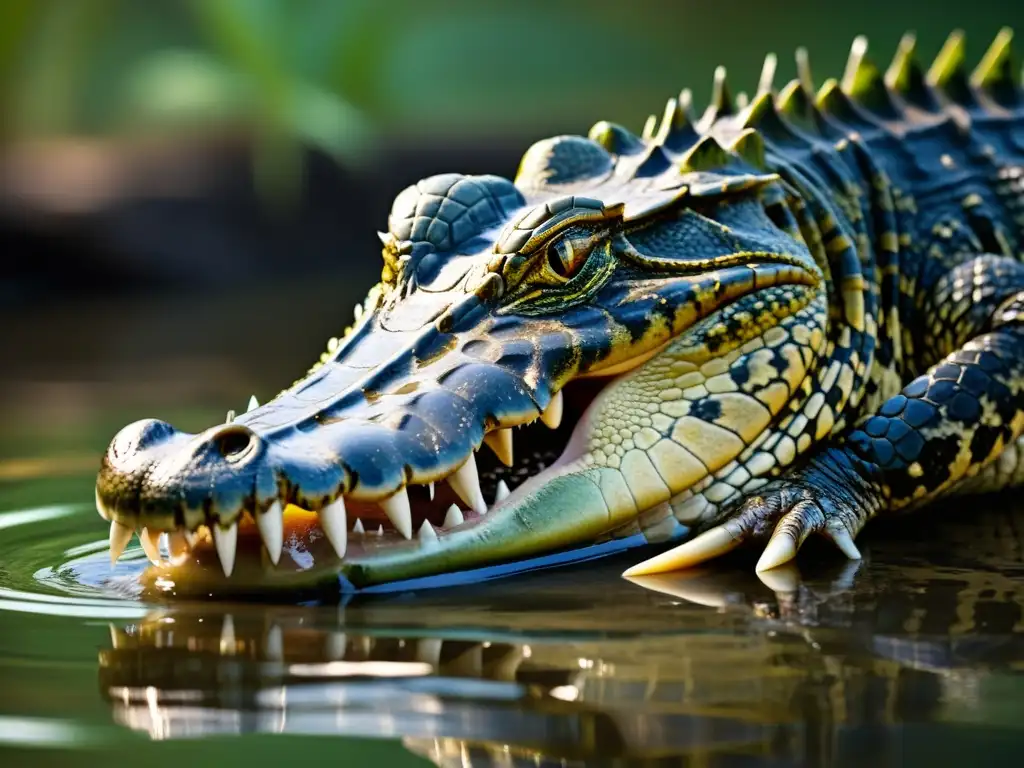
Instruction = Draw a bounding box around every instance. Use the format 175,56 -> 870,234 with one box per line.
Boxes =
701,66 -> 734,127
777,79 -> 820,134
927,29 -> 974,105
635,144 -> 672,177
758,53 -> 778,95
729,128 -> 766,169
742,90 -> 801,144
735,91 -> 749,110
842,35 -> 871,93
655,92 -> 699,152
885,32 -> 939,111
817,77 -> 874,131
796,47 -> 815,94
641,113 -> 658,140
588,120 -> 645,155
971,27 -> 1018,107
680,134 -> 730,173
842,35 -> 900,118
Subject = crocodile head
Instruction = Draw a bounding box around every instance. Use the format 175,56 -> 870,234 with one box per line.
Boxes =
96,110 -> 829,596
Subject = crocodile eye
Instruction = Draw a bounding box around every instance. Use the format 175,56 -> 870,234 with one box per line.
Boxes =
546,236 -> 592,279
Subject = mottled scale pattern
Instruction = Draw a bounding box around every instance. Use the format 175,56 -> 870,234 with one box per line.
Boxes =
387,174 -> 524,252
847,326 -> 1024,507
94,28 -> 1024,591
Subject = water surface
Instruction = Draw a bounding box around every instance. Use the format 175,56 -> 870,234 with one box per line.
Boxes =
4,289 -> 1024,766
3,464 -> 1024,766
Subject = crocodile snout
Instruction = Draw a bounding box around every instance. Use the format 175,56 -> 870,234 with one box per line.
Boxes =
97,419 -> 266,531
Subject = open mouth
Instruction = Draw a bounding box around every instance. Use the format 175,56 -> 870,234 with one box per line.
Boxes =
130,376 -> 616,595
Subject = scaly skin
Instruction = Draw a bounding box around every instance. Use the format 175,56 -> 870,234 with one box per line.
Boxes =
96,29 -> 1024,596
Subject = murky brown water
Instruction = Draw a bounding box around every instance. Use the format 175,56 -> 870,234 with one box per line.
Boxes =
4,287 -> 1024,766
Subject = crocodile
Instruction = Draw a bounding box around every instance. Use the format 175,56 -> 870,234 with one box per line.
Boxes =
96,29 -> 1024,595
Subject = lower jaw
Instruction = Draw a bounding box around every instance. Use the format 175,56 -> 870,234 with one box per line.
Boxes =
141,460 -> 625,599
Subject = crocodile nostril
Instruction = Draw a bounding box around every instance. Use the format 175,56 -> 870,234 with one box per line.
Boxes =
212,425 -> 257,460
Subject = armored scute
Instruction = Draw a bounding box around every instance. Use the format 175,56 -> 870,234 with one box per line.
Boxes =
96,30 -> 1024,595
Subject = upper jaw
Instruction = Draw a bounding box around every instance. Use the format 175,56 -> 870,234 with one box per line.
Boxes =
96,246 -> 820,594
96,372 -> 587,594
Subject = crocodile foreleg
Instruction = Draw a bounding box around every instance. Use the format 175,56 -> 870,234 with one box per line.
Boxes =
627,255 -> 1024,575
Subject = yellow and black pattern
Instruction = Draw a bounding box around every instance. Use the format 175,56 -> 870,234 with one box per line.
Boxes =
95,28 -> 1024,591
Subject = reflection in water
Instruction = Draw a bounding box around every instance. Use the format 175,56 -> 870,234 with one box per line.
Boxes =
95,506 -> 1024,765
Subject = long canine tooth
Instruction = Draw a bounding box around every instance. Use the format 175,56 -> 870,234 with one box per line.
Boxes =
418,520 -> 438,544
494,480 -> 511,503
380,488 -> 413,539
448,455 -> 486,514
443,504 -> 464,529
320,496 -> 348,557
256,500 -> 284,565
247,395 -> 260,412
139,527 -> 162,565
213,521 -> 239,577
352,518 -> 365,534
483,429 -> 514,467
376,524 -> 384,536
428,481 -> 435,500
109,520 -> 134,565
540,390 -> 563,429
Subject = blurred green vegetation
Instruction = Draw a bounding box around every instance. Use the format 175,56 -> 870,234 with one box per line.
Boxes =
3,1 -> 1021,152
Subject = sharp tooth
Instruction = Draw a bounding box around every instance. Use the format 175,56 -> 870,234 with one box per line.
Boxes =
352,518 -> 365,535
213,521 -> 239,577
264,624 -> 283,661
256,500 -> 284,565
139,527 -> 162,565
540,390 -> 563,429
418,520 -> 438,544
448,455 -> 486,514
225,409 -> 236,424
247,395 -> 260,412
380,488 -> 413,539
325,632 -> 347,660
428,481 -> 435,500
494,479 -> 511,503
220,614 -> 235,654
95,488 -> 110,521
168,530 -> 192,561
109,520 -> 134,565
376,524 -> 384,536
320,496 -> 348,557
443,504 -> 464,529
483,429 -> 514,467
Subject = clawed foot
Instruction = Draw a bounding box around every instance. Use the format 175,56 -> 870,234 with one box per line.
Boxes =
623,454 -> 876,577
